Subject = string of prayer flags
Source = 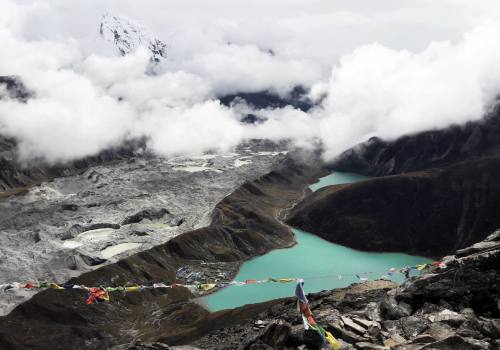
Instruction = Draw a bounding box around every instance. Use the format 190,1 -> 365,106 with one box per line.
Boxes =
386,261 -> 446,276
295,279 -> 341,350
86,287 -> 109,305
267,277 -> 295,283
0,261 -> 444,305
415,264 -> 427,271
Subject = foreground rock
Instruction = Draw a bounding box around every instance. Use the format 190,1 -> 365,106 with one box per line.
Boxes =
188,231 -> 499,349
287,156 -> 500,257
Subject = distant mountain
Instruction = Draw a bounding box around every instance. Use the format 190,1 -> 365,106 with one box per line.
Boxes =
330,106 -> 500,176
99,12 -> 167,62
0,76 -> 31,102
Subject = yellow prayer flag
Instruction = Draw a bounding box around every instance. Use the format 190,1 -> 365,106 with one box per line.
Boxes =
125,286 -> 141,292
276,278 -> 295,283
49,283 -> 64,290
200,283 -> 216,291
325,331 -> 341,350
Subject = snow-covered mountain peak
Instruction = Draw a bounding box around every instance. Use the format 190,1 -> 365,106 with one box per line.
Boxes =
99,12 -> 167,62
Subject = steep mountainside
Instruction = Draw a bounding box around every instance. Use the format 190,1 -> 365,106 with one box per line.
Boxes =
331,107 -> 500,176
287,156 -> 500,257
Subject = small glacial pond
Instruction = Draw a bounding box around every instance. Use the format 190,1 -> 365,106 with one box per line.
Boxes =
204,172 -> 432,311
309,172 -> 370,192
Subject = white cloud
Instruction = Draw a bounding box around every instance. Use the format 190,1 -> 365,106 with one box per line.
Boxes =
141,100 -> 244,156
1,0 -> 500,163
318,21 -> 500,159
0,69 -> 135,163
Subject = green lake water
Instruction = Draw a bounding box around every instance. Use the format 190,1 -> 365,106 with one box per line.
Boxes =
309,172 -> 371,192
204,172 -> 432,311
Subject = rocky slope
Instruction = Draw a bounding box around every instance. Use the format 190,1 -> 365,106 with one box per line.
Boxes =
331,107 -> 500,176
184,230 -> 499,350
287,156 -> 500,257
0,154 -> 325,349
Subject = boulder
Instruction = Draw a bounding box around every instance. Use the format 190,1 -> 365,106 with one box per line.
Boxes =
61,204 -> 79,211
419,335 -> 475,350
354,342 -> 386,350
365,302 -> 383,322
352,317 -> 375,329
258,321 -> 291,349
407,334 -> 436,344
78,253 -> 107,266
341,316 -> 368,335
302,329 -> 324,348
328,322 -> 368,344
247,340 -> 273,350
428,309 -> 466,327
122,208 -> 170,225
422,323 -> 456,341
398,316 -> 429,339
380,298 -> 412,320
366,322 -> 383,341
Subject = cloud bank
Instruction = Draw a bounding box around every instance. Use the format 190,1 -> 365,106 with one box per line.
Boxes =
1,0 -> 500,163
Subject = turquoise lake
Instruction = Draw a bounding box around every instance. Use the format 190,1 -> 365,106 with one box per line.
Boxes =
204,172 -> 432,311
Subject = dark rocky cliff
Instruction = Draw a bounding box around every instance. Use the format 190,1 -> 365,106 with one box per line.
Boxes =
331,108 -> 500,176
287,156 -> 500,257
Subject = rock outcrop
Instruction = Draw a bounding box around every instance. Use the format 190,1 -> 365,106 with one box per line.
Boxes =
188,231 -> 500,349
287,156 -> 500,257
0,76 -> 32,102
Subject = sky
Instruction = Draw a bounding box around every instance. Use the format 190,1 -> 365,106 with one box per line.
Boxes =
1,0 -> 500,163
